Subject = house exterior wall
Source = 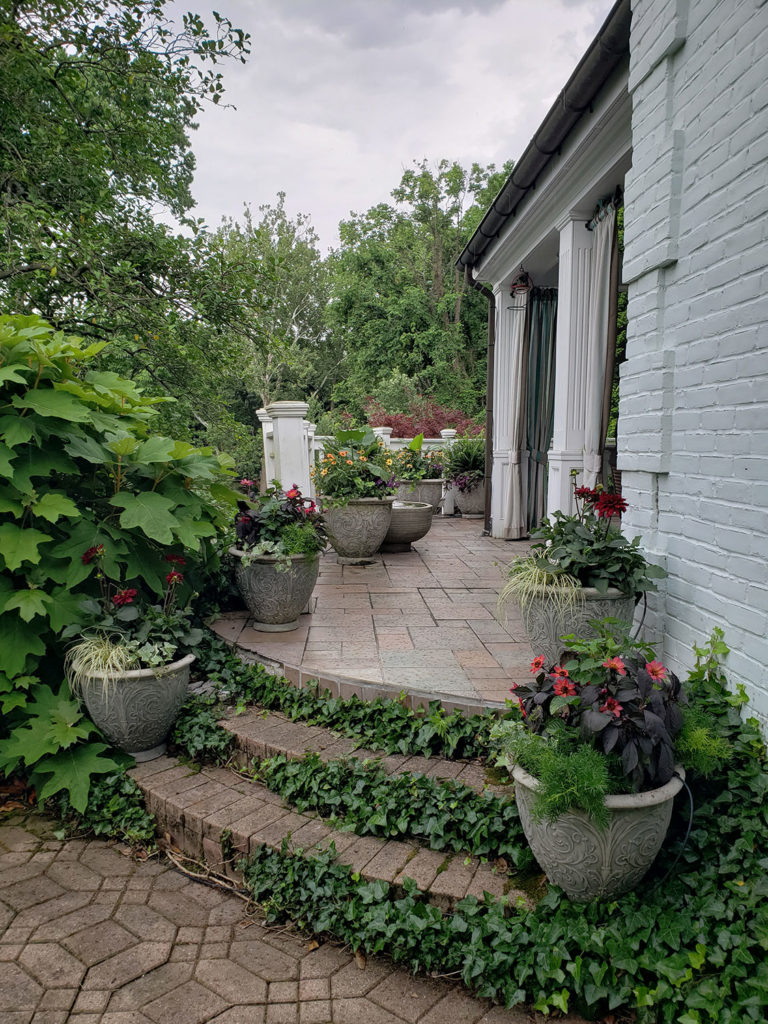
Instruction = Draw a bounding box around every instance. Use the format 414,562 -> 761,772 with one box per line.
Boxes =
621,0 -> 768,727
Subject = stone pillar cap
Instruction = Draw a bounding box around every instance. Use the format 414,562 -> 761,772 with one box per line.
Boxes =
265,400 -> 310,417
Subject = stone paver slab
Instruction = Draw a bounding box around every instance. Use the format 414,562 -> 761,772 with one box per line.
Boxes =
142,978 -> 226,1024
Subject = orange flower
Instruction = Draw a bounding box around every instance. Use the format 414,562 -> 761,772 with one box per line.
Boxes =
346,459 -> 353,465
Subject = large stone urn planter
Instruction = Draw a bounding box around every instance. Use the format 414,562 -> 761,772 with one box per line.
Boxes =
522,587 -> 636,666
513,765 -> 685,901
381,501 -> 433,553
76,653 -> 195,762
454,484 -> 485,517
230,548 -> 319,631
322,497 -> 395,564
395,478 -> 443,513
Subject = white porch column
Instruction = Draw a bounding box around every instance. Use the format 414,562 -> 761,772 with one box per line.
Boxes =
372,426 -> 393,447
257,408 -> 274,490
264,400 -> 312,496
547,213 -> 595,514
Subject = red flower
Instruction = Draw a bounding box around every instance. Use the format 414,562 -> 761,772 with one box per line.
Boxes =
602,657 -> 627,676
599,696 -> 623,718
164,554 -> 186,566
530,655 -> 546,673
553,678 -> 577,696
113,588 -> 137,607
574,486 -> 597,502
303,500 -> 317,514
165,571 -> 184,585
285,485 -> 301,500
240,478 -> 255,488
645,660 -> 667,680
552,665 -> 569,679
82,545 -> 104,564
595,493 -> 628,518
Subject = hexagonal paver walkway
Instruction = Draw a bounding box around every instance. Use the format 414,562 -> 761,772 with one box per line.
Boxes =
0,817 -> 585,1024
214,518 -> 534,709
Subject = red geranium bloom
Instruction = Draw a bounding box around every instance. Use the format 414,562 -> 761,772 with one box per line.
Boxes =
595,493 -> 628,518
599,696 -> 623,718
552,665 -> 569,679
530,655 -> 546,673
645,660 -> 667,680
285,485 -> 300,500
602,657 -> 627,676
553,678 -> 577,696
113,588 -> 137,606
165,571 -> 183,585
164,554 -> 186,566
82,544 -> 104,564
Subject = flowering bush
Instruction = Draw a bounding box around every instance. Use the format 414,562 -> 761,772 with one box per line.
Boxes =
391,437 -> 444,481
443,436 -> 485,492
234,484 -> 326,569
365,396 -> 482,438
66,548 -> 202,670
312,428 -> 396,504
526,472 -> 665,596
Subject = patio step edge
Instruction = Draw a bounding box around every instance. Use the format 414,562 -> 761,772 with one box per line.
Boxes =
129,754 -> 521,914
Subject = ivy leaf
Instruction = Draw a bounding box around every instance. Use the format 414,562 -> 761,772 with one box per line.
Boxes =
3,589 -> 52,623
12,389 -> 93,422
109,491 -> 177,543
32,491 -> 81,524
33,742 -> 121,813
0,611 -> 46,677
0,523 -> 52,570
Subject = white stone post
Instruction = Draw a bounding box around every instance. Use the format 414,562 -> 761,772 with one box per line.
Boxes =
372,426 -> 393,447
547,213 -> 595,515
439,429 -> 458,515
257,408 -> 274,491
264,400 -> 312,496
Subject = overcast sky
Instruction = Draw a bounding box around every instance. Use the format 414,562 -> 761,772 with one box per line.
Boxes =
185,0 -> 616,250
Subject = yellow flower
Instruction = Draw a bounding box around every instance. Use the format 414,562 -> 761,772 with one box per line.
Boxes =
360,456 -> 367,461
386,458 -> 392,465
321,468 -> 328,476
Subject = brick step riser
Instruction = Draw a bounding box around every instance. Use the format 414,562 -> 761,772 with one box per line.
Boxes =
131,757 -> 514,916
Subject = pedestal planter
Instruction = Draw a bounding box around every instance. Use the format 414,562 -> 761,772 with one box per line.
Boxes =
512,765 -> 685,901
322,497 -> 395,564
381,501 -> 433,553
230,548 -> 319,631
523,587 -> 636,666
76,654 -> 195,762
454,484 -> 485,517
395,478 -> 444,513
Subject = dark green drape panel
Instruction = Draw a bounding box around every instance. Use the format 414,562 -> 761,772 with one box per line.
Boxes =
525,288 -> 558,531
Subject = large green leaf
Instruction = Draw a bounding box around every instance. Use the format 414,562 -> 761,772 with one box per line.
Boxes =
64,432 -> 110,464
0,414 -> 38,448
0,485 -> 23,516
0,523 -> 52,570
0,442 -> 16,478
121,543 -> 165,594
209,481 -> 242,507
0,611 -> 46,677
3,589 -> 52,623
32,491 -> 81,524
12,450 -> 77,492
0,364 -> 31,385
137,436 -> 177,463
109,491 -> 177,543
47,586 -> 92,633
12,389 -> 93,422
34,743 -> 121,813
172,516 -> 216,550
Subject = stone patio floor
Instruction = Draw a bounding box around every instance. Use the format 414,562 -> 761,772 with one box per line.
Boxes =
214,518 -> 533,708
0,817 -> 571,1024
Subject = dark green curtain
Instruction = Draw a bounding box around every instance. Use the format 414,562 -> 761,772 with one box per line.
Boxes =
525,288 -> 558,530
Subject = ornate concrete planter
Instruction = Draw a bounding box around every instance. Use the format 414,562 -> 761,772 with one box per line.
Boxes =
230,548 -> 319,631
523,587 -> 636,666
77,653 -> 195,762
513,765 -> 685,901
395,478 -> 444,513
322,497 -> 395,564
454,483 -> 485,517
381,501 -> 433,552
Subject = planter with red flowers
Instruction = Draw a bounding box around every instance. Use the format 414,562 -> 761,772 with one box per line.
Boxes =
498,472 -> 666,665
64,551 -> 201,761
231,484 -> 326,630
491,623 -> 697,901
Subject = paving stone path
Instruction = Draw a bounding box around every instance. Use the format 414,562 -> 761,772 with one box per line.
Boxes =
0,817 -> 580,1024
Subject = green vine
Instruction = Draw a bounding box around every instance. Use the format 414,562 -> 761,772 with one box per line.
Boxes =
53,769 -> 157,847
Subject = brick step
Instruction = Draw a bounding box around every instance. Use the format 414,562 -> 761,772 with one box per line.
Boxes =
129,755 -> 523,914
217,707 -> 511,799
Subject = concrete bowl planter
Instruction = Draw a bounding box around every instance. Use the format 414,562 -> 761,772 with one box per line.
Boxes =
512,764 -> 685,901
454,483 -> 485,517
322,496 -> 395,564
381,501 -> 433,552
395,478 -> 444,513
230,548 -> 320,631
522,587 -> 636,666
76,653 -> 195,762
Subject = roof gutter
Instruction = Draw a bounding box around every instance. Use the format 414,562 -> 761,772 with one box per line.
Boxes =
457,0 -> 631,272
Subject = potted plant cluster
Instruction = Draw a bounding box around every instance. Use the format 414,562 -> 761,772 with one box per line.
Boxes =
498,473 -> 666,664
493,622 -> 693,901
444,435 -> 485,516
64,549 -> 201,762
231,483 -> 326,631
392,434 -> 444,513
312,428 -> 396,563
